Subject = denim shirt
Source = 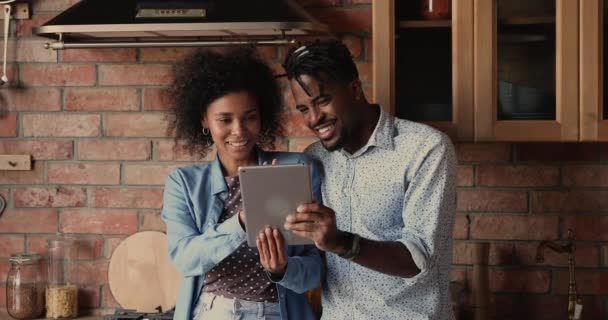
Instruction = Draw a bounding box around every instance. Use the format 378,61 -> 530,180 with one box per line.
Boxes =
161,149 -> 324,320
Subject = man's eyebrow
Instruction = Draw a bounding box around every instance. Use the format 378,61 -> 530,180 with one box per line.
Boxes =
311,94 -> 330,104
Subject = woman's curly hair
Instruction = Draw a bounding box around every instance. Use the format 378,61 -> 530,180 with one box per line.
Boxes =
167,47 -> 284,158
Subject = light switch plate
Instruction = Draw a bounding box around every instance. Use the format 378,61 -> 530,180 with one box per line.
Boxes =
0,3 -> 30,20
0,154 -> 31,170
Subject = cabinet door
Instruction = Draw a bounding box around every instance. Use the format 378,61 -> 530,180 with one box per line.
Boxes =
580,0 -> 608,140
373,0 -> 474,141
474,0 -> 579,141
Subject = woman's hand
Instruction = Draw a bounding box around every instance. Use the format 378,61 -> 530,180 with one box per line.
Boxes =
256,227 -> 288,276
238,210 -> 246,230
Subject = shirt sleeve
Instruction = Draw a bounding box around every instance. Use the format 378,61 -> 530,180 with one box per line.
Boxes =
161,170 -> 246,278
398,133 -> 457,281
265,245 -> 324,293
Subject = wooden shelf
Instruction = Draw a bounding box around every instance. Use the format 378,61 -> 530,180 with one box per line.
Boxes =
399,20 -> 451,28
498,16 -> 555,25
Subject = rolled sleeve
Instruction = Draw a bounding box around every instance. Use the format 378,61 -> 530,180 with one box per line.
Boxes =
400,133 -> 456,280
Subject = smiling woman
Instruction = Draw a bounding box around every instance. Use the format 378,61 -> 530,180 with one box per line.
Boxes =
167,47 -> 284,161
162,47 -> 324,320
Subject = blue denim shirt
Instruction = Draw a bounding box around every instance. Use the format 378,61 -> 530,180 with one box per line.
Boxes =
161,149 -> 324,320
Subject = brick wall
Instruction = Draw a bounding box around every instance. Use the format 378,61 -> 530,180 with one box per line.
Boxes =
0,1 -> 606,319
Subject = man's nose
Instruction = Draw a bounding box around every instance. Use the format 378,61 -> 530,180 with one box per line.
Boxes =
307,106 -> 323,127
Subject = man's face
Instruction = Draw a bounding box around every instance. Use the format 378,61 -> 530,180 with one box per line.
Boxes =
289,74 -> 356,151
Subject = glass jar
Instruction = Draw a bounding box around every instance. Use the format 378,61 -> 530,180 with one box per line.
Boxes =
46,238 -> 78,319
6,254 -> 46,320
420,0 -> 451,20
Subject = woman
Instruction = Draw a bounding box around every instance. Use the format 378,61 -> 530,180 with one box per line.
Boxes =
161,47 -> 323,320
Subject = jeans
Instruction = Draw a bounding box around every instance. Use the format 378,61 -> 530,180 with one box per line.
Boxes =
193,292 -> 281,320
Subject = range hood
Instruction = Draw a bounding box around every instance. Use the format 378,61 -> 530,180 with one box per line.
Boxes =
34,0 -> 330,50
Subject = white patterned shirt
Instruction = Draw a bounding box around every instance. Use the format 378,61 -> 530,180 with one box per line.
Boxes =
305,108 -> 457,320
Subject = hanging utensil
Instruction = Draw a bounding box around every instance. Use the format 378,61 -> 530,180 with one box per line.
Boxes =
1,4 -> 10,85
0,193 -> 6,218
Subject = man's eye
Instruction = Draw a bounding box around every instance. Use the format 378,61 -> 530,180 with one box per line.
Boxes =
296,106 -> 309,113
317,98 -> 330,107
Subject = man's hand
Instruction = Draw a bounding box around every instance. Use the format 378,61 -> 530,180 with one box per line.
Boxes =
284,201 -> 349,254
256,227 -> 288,275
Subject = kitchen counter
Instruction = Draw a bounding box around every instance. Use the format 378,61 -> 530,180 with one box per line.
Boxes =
0,313 -> 103,319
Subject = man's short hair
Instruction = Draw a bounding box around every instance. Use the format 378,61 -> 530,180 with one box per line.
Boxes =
282,39 -> 359,89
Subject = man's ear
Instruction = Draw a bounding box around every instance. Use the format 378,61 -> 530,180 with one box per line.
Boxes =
350,80 -> 364,100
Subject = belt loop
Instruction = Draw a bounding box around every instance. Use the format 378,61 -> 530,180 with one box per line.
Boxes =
258,301 -> 264,318
233,298 -> 240,314
209,295 -> 216,310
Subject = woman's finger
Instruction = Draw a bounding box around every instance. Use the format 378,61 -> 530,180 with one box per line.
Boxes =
265,228 -> 278,266
256,238 -> 265,260
273,229 -> 287,263
258,232 -> 270,265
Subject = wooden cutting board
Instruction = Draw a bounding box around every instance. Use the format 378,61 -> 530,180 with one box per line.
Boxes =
108,231 -> 182,313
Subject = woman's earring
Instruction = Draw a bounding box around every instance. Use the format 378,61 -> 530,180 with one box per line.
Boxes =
202,127 -> 210,135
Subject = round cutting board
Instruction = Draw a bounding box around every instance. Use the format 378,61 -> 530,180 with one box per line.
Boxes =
108,231 -> 182,313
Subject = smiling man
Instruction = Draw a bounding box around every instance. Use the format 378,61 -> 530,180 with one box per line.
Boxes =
281,40 -> 457,320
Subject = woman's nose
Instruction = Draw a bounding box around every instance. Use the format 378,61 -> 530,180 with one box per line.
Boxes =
231,120 -> 246,135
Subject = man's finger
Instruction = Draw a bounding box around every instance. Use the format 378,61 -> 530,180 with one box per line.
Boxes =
296,202 -> 330,214
285,221 -> 320,232
291,230 -> 316,240
285,212 -> 322,223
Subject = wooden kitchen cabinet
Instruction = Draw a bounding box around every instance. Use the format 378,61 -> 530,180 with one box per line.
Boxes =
580,0 -> 608,140
474,0 -> 579,141
372,0 -> 475,141
373,0 -> 602,142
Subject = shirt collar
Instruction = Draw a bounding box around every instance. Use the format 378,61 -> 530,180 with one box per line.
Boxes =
341,105 -> 395,158
209,147 -> 271,195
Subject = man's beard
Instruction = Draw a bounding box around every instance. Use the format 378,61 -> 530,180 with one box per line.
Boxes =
320,134 -> 343,152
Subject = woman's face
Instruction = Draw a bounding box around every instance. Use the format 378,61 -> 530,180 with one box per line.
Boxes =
202,90 -> 262,163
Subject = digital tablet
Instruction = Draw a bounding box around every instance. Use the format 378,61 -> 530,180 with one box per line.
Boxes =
238,164 -> 314,246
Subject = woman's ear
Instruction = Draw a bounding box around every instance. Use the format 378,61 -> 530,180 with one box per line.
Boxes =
201,115 -> 208,129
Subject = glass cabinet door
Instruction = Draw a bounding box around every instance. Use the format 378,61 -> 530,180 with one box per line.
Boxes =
373,0 -> 474,141
474,0 -> 579,141
581,0 -> 608,140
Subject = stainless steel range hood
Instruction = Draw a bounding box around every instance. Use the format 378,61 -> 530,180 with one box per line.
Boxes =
34,0 -> 330,50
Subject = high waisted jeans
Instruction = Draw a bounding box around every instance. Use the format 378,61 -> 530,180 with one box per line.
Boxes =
193,292 -> 281,320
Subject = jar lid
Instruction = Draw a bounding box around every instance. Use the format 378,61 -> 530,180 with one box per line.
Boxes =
9,253 -> 42,264
47,237 -> 76,247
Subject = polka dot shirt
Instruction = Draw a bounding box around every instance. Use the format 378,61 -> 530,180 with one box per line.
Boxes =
201,176 -> 278,302
305,108 -> 457,320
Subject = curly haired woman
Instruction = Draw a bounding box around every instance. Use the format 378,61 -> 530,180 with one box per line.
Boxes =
162,47 -> 324,320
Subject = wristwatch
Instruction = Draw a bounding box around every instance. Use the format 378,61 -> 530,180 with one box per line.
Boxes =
338,233 -> 361,261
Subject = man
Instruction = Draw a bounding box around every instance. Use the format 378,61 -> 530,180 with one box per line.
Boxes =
281,40 -> 457,319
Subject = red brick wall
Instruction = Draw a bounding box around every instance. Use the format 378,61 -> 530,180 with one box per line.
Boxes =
0,1 -> 606,318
